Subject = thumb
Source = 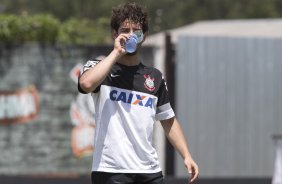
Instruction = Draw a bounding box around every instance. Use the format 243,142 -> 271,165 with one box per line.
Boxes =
186,162 -> 192,174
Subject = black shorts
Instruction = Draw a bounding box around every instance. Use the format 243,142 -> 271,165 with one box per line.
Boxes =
91,171 -> 164,184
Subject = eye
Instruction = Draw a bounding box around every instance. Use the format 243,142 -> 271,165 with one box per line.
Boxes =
134,30 -> 143,36
120,28 -> 130,33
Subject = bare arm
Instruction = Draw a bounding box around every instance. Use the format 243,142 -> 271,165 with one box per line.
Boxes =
161,117 -> 199,183
79,34 -> 128,93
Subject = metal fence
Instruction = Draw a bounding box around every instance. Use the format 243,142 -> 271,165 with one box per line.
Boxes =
175,35 -> 282,177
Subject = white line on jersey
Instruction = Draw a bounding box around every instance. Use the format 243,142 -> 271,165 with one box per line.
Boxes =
110,73 -> 120,77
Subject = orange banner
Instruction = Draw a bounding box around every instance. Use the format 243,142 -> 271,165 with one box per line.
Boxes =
0,86 -> 39,124
71,123 -> 95,158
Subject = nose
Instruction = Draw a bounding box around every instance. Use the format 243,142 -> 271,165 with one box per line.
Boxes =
129,29 -> 134,35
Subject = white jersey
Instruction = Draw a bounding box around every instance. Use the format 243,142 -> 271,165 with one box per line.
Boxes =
78,60 -> 175,173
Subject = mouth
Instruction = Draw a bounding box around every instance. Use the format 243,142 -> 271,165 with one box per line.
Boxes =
126,50 -> 138,56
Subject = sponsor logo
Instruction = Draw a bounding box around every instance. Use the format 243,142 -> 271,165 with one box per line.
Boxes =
0,86 -> 39,124
109,90 -> 154,108
144,74 -> 155,92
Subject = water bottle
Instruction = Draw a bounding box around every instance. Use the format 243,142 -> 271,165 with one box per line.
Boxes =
125,34 -> 138,53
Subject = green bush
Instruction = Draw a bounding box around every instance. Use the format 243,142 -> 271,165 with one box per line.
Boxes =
31,14 -> 60,43
0,14 -> 21,43
0,14 -> 111,45
59,17 -> 111,45
0,14 -> 60,44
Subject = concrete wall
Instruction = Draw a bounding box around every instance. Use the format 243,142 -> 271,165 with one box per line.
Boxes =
0,43 -> 153,175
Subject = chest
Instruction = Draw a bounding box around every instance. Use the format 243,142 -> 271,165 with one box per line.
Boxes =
105,69 -> 161,96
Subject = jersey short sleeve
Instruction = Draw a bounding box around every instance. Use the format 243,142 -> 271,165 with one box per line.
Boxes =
155,76 -> 175,121
82,60 -> 100,72
78,60 -> 101,94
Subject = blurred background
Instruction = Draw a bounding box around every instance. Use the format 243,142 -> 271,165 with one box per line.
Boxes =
0,0 -> 282,184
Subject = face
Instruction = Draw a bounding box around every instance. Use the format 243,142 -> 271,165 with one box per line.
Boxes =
113,19 -> 147,55
114,19 -> 146,46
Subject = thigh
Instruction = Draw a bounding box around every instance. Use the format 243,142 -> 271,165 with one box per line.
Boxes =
136,171 -> 164,184
91,171 -> 135,184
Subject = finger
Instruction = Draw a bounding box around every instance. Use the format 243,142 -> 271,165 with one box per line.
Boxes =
189,166 -> 199,183
116,35 -> 127,45
190,173 -> 196,183
118,33 -> 130,41
187,163 -> 192,174
114,35 -> 128,51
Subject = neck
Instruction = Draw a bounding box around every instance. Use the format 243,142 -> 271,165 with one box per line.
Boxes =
117,53 -> 140,66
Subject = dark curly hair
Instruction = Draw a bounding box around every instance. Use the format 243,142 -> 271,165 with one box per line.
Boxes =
111,2 -> 149,33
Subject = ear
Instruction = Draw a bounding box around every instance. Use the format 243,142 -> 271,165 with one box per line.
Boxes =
112,30 -> 118,40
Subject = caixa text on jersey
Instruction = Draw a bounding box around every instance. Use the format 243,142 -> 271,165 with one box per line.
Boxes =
109,90 -> 155,108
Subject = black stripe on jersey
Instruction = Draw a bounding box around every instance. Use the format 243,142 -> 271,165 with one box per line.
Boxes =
103,63 -> 171,108
78,59 -> 101,94
102,63 -> 162,96
78,61 -> 171,108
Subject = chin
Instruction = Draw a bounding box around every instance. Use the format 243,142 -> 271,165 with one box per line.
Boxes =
126,51 -> 138,56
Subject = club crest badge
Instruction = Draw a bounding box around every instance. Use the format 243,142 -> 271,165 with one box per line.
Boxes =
144,75 -> 155,92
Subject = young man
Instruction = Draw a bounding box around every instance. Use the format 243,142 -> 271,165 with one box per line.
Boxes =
78,2 -> 199,184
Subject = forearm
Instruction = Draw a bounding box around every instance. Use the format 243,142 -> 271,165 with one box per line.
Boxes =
79,50 -> 121,93
161,118 -> 192,159
161,117 -> 199,182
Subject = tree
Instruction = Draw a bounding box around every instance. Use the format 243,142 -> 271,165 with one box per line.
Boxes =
0,0 -> 281,44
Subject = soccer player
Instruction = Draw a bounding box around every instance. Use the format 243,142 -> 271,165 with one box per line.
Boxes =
78,2 -> 199,184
